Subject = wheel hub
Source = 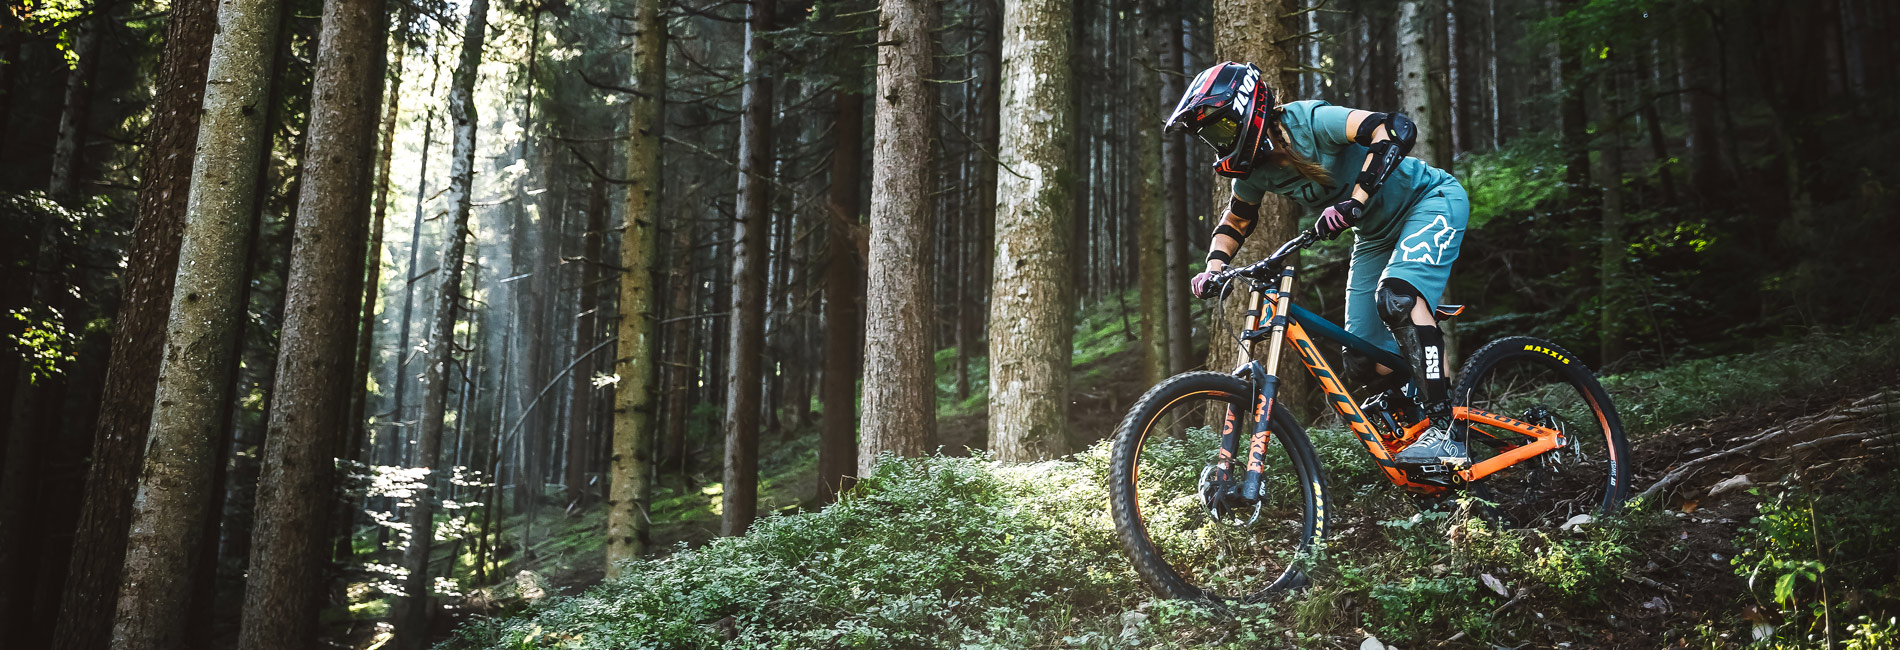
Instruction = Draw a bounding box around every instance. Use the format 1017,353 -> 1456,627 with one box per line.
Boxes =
1199,464 -> 1261,527
1523,405 -> 1584,469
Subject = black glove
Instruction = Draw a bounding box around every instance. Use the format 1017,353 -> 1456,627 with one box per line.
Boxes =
1315,198 -> 1364,240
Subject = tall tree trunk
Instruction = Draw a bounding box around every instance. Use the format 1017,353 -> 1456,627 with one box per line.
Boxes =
47,1 -> 109,205
373,58 -> 440,551
1486,0 -> 1501,149
1134,2 -> 1169,385
1398,0 -> 1451,169
662,228 -> 692,482
234,0 -> 387,642
1446,0 -> 1465,156
721,0 -> 773,538
564,181 -> 606,508
51,0 -> 215,645
1635,49 -> 1676,206
1160,8 -> 1192,374
605,0 -> 662,576
340,26 -> 415,560
987,0 -> 1074,462
859,0 -> 937,475
1678,10 -> 1727,204
1839,0 -> 1867,98
1553,0 -> 1590,190
1597,65 -> 1625,367
818,89 -> 863,504
1204,0 -> 1300,378
392,3 -> 482,639
107,0 -> 282,643
389,128 -> 430,461
973,0 -> 1001,357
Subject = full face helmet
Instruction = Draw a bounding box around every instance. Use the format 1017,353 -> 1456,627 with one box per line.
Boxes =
1165,62 -> 1275,178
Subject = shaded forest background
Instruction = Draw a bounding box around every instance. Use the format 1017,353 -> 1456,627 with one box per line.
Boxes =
1,0 -> 1897,647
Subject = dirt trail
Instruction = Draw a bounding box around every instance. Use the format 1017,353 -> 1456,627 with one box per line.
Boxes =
1575,370 -> 1900,647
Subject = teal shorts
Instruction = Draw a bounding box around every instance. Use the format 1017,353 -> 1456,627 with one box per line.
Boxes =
1343,182 -> 1469,354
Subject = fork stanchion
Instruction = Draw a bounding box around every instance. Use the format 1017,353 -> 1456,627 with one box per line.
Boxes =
1261,268 -> 1296,376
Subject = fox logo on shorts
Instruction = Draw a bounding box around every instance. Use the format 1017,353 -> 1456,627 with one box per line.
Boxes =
1399,215 -> 1456,265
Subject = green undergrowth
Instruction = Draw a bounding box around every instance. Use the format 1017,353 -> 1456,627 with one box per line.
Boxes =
1725,467 -> 1900,647
438,321 -> 1900,649
436,444 -> 1658,649
440,450 -> 1145,649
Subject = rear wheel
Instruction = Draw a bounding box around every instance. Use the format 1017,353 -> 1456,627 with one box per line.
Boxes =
1453,337 -> 1631,528
1108,371 -> 1328,602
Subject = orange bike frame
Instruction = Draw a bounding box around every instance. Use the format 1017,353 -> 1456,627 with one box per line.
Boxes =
1250,285 -> 1569,494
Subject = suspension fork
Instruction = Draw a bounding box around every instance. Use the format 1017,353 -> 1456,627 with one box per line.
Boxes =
1224,269 -> 1297,501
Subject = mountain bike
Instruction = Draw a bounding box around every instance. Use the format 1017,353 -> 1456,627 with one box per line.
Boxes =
1107,230 -> 1631,602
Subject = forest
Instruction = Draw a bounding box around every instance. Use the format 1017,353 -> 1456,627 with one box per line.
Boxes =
2,0 -> 1898,647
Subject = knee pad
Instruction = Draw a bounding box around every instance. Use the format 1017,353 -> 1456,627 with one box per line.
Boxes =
1376,281 -> 1419,328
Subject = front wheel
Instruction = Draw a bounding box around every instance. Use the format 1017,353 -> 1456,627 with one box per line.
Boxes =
1453,337 -> 1632,528
1108,371 -> 1328,603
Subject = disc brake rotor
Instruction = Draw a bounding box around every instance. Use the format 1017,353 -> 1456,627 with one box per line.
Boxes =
1523,405 -> 1583,469
1199,464 -> 1262,527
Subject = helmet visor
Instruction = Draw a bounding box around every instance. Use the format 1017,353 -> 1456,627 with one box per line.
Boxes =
1196,111 -> 1242,154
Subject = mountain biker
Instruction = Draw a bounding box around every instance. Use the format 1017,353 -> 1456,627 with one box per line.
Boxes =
1165,62 -> 1470,469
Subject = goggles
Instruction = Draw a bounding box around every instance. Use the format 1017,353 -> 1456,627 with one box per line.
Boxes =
1194,109 -> 1242,154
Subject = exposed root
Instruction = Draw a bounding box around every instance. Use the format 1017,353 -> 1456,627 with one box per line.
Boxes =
1636,388 -> 1899,504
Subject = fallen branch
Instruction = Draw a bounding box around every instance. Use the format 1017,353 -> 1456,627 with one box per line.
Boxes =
1622,572 -> 1679,594
1438,589 -> 1529,646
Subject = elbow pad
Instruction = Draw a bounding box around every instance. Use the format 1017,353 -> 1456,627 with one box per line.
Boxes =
1351,112 -> 1418,155
1357,141 -> 1404,198
1352,112 -> 1417,198
1213,197 -> 1259,243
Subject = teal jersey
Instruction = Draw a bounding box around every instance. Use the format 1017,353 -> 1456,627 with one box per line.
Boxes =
1230,100 -> 1456,243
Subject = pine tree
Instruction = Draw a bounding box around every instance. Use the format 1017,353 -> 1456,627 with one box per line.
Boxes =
235,0 -> 388,642
52,0 -> 216,646
818,88 -> 863,503
605,0 -> 664,576
859,0 -> 938,475
108,0 -> 282,644
722,0 -> 775,537
392,0 -> 484,642
987,0 -> 1075,462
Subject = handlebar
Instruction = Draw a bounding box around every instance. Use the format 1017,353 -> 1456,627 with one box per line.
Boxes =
1203,230 -> 1319,297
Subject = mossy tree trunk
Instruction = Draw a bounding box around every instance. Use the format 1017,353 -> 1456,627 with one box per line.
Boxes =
107,0 -> 281,643
987,0 -> 1075,462
605,0 -> 663,577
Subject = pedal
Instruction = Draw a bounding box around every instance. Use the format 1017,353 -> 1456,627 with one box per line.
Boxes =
1401,457 -> 1468,486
